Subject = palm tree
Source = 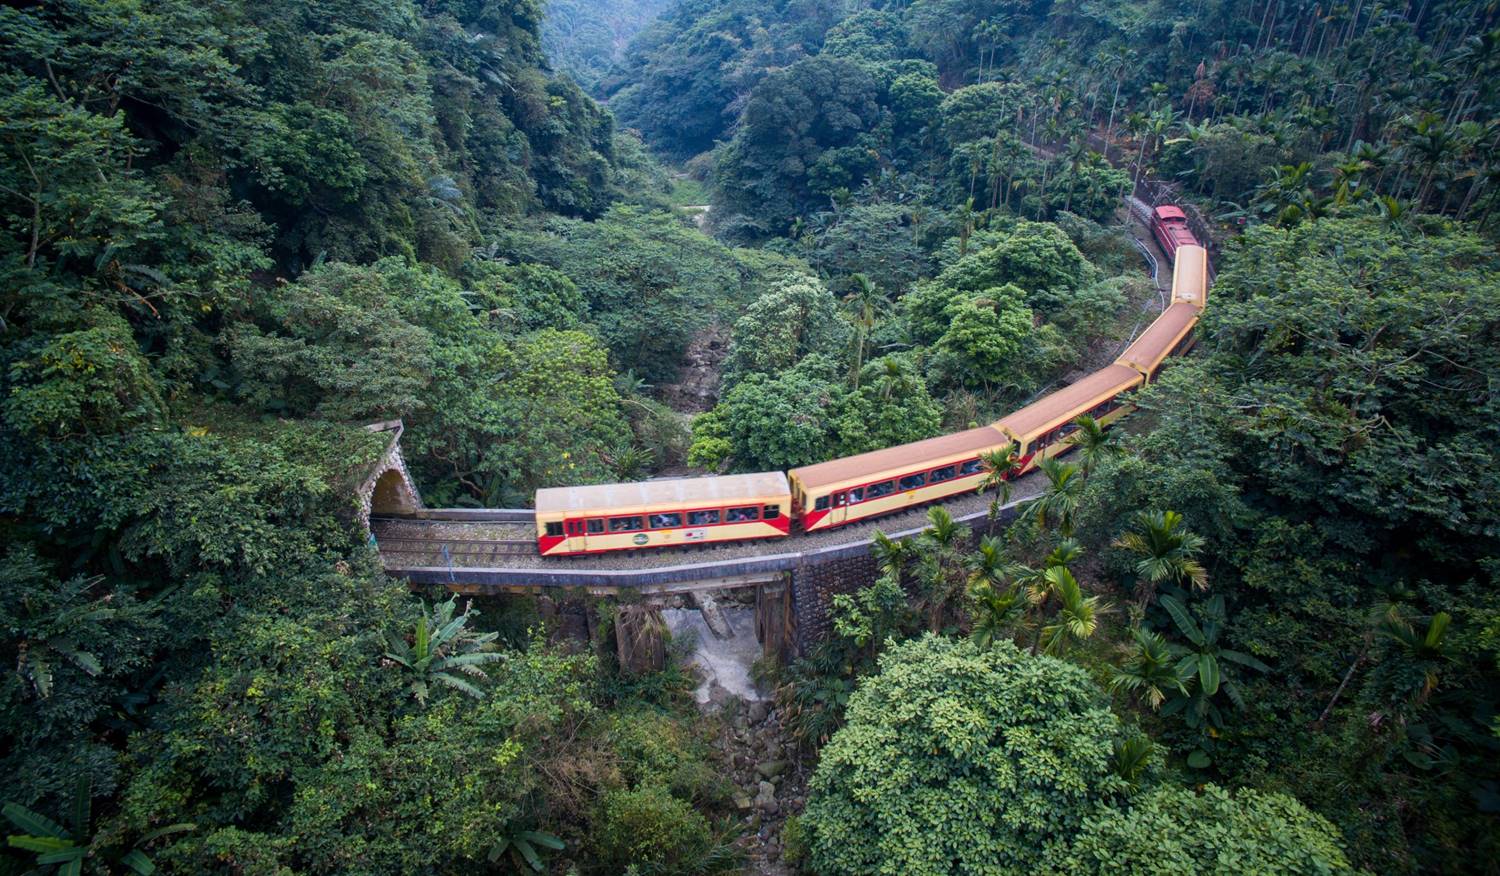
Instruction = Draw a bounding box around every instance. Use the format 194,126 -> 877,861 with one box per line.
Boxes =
843,274 -> 885,386
966,536 -> 1024,649
1111,735 -> 1154,788
915,507 -> 972,632
870,529 -> 914,580
384,597 -> 505,703
871,356 -> 917,402
1025,456 -> 1085,536
1060,134 -> 1092,214
1068,415 -> 1120,477
1111,627 -> 1189,709
1013,538 -> 1089,653
1373,604 -> 1452,708
1037,566 -> 1108,656
1112,509 -> 1209,603
1404,112 -> 1459,206
977,445 -> 1020,522
1016,538 -> 1086,607
1253,162 -> 1317,226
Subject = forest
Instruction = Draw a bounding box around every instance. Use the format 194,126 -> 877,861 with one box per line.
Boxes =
1,0 -> 1497,874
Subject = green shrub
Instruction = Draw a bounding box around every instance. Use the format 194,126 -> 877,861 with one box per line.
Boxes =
1058,784 -> 1358,875
590,785 -> 714,875
780,814 -> 808,865
608,707 -> 730,805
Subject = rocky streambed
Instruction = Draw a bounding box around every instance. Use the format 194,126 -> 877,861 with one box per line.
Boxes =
664,602 -> 808,874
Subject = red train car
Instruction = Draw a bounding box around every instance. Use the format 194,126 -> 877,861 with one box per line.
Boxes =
1150,205 -> 1199,262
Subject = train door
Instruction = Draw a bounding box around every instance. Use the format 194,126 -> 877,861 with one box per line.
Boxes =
564,519 -> 588,552
829,490 -> 848,527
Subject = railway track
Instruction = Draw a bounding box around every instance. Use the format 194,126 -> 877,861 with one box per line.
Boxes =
371,517 -> 535,564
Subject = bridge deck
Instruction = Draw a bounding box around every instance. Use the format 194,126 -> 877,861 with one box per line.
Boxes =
379,480 -> 1037,594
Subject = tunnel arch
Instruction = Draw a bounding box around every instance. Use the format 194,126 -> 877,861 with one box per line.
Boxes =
356,420 -> 423,531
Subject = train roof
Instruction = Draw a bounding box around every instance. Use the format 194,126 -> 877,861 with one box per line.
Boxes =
995,365 -> 1143,442
1162,224 -> 1198,246
1171,244 -> 1210,306
789,425 -> 1010,492
535,471 -> 789,517
1154,205 -> 1187,220
1116,303 -> 1201,377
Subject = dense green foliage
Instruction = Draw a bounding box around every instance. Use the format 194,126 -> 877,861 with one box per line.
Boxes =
0,1 -> 753,873
1070,215 -> 1500,871
6,0 -> 1500,872
802,636 -> 1133,875
1060,784 -> 1357,875
542,0 -> 673,92
791,212 -> 1499,874
609,0 -> 1498,233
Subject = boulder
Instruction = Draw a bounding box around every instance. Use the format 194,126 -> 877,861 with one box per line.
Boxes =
754,780 -> 778,815
691,591 -> 735,639
756,760 -> 787,780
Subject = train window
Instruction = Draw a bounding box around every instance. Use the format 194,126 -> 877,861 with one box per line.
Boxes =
959,458 -> 983,476
814,495 -> 830,511
899,472 -> 927,490
688,509 -> 720,526
649,513 -> 682,529
587,519 -> 605,534
867,480 -> 895,498
831,492 -> 847,507
610,516 -> 644,532
930,465 -> 957,483
545,522 -> 564,537
763,505 -> 781,519
727,506 -> 759,522
847,486 -> 865,504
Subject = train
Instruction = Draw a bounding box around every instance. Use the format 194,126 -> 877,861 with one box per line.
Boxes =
535,217 -> 1209,558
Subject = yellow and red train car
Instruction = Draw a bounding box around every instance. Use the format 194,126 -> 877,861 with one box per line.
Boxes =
1115,302 -> 1200,383
535,472 -> 791,557
1169,244 -> 1209,306
787,426 -> 1012,533
994,364 -> 1145,475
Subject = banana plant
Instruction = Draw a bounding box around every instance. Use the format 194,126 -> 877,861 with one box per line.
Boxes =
4,776 -> 192,875
1158,594 -> 1270,730
384,597 -> 505,704
13,575 -> 114,699
488,829 -> 565,872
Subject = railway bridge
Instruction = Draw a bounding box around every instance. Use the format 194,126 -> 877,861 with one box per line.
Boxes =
360,178 -> 1199,668
359,418 -> 1038,664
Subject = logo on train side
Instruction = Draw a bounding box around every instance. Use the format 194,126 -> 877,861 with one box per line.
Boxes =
633,534 -> 649,546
